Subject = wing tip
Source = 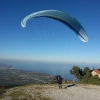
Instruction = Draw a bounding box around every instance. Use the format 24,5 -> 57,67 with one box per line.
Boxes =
21,20 -> 26,28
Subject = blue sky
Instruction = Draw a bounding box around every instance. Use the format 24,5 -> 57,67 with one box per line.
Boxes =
0,0 -> 100,64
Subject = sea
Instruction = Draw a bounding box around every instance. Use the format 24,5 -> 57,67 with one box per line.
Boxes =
1,60 -> 100,82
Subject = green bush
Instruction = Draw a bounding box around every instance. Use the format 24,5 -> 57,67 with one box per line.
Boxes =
70,66 -> 100,85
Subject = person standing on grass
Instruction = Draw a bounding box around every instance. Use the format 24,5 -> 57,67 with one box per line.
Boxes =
54,75 -> 63,88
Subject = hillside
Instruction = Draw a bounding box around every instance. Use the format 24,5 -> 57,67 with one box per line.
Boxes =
0,84 -> 100,100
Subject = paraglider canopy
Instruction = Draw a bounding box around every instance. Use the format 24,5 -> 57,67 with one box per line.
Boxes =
21,10 -> 88,42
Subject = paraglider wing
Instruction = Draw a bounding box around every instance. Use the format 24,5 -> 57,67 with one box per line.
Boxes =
21,10 -> 88,42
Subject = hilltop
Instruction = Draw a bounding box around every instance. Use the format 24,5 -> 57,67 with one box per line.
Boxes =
0,64 -> 100,100
0,84 -> 100,100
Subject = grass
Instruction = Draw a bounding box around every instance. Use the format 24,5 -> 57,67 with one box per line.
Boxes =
35,86 -> 43,90
0,84 -> 52,100
0,88 -> 6,95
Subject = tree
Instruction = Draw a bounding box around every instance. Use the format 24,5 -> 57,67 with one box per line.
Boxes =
70,66 -> 81,82
70,66 -> 100,85
82,67 -> 91,80
83,67 -> 90,74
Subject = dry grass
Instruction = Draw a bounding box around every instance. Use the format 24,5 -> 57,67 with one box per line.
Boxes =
0,85 -> 52,100
1,84 -> 100,100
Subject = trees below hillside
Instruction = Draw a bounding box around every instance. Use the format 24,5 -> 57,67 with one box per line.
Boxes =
70,66 -> 100,85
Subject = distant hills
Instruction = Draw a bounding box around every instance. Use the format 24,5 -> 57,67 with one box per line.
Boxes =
0,63 -> 53,86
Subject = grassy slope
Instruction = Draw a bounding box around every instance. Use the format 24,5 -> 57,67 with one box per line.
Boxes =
0,84 -> 52,100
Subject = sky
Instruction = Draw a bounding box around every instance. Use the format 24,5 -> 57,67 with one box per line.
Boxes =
0,0 -> 100,65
